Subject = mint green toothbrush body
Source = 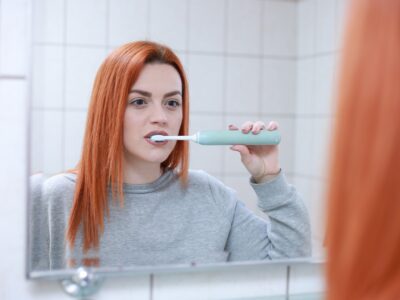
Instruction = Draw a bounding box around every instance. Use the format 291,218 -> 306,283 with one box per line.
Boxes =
150,130 -> 281,145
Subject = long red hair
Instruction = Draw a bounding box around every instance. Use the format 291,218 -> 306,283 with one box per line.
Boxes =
326,0 -> 400,298
67,41 -> 190,252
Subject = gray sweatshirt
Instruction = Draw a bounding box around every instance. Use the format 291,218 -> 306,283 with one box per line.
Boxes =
30,169 -> 311,270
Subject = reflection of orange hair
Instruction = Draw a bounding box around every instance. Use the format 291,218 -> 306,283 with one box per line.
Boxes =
326,0 -> 400,299
67,41 -> 190,252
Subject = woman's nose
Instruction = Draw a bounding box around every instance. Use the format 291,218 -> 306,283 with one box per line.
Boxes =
150,104 -> 168,125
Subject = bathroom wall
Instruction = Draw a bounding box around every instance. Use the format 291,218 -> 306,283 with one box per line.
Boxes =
294,0 -> 348,258
0,0 -> 351,298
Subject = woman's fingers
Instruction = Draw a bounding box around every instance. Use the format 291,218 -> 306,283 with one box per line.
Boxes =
267,121 -> 279,131
228,124 -> 239,130
252,121 -> 266,134
230,145 -> 250,156
228,120 -> 278,133
241,121 -> 253,133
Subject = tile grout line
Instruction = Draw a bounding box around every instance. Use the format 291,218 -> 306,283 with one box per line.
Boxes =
258,0 -> 264,119
25,0 -> 34,278
105,0 -> 110,48
146,0 -> 151,39
185,0 -> 190,53
31,41 -> 315,60
221,0 -> 228,180
286,265 -> 291,300
292,0 -> 299,191
61,0 -> 67,170
149,273 -> 154,300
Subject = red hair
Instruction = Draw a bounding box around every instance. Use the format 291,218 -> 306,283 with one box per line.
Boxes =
326,0 -> 400,298
67,41 -> 190,252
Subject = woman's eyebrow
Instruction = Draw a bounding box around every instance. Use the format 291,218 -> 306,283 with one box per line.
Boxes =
130,89 -> 151,97
129,89 -> 182,98
163,90 -> 182,98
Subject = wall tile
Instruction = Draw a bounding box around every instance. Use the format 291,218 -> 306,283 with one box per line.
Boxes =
225,57 -> 260,114
296,58 -> 315,115
108,0 -> 149,46
0,79 -> 28,300
314,55 -> 336,115
30,110 -> 44,174
187,54 -> 224,113
149,0 -> 188,51
335,0 -> 350,51
294,117 -> 314,176
97,276 -> 150,300
30,110 -> 63,175
189,114 -> 224,177
261,58 -> 296,114
32,0 -> 64,44
311,117 -> 332,178
153,265 -> 287,300
263,0 -> 297,57
188,0 -> 225,53
297,0 -> 316,57
64,110 -> 87,170
66,0 -> 107,45
175,51 -> 189,71
32,45 -> 64,109
0,80 -> 27,173
226,0 -> 262,55
315,0 -> 336,53
289,263 -> 325,295
65,46 -> 107,110
0,0 -> 28,75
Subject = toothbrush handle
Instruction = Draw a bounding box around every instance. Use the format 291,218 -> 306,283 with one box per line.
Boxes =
197,130 -> 281,145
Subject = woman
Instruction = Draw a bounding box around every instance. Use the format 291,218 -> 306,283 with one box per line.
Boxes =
326,0 -> 400,298
35,41 -> 310,269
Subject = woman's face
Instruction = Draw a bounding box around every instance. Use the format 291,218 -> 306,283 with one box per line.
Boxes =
123,63 -> 183,166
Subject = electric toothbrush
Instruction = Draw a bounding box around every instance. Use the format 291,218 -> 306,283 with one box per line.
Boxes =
150,130 -> 281,145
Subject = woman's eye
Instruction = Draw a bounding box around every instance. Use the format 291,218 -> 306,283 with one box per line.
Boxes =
130,98 -> 146,106
166,100 -> 181,108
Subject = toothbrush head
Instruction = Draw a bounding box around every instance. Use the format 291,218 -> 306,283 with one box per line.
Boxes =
150,135 -> 168,142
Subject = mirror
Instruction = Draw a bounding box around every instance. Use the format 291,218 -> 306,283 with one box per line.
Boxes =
29,0 -> 346,275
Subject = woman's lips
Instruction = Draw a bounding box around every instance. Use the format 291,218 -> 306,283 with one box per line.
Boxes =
145,137 -> 168,146
144,130 -> 169,146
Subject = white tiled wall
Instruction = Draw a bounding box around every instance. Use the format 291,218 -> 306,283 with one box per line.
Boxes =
294,0 -> 349,259
0,0 -> 353,298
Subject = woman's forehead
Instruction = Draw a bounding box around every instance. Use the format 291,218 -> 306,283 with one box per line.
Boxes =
131,63 -> 182,93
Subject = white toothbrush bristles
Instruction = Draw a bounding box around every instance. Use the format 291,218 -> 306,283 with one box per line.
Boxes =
150,135 -> 196,142
150,135 -> 169,142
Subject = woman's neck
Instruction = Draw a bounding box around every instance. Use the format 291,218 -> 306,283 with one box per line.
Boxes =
122,159 -> 163,185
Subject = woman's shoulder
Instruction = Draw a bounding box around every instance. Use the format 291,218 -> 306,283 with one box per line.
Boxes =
41,172 -> 77,198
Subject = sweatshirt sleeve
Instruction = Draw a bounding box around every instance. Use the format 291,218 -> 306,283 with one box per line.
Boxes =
224,171 -> 311,260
